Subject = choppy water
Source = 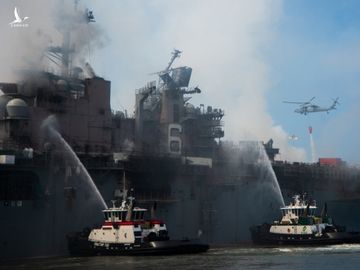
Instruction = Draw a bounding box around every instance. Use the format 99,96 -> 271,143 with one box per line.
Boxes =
2,245 -> 360,270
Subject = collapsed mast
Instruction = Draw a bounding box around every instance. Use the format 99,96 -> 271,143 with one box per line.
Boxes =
135,50 -> 224,157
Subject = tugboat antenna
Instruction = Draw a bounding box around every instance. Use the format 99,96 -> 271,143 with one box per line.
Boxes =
122,170 -> 127,202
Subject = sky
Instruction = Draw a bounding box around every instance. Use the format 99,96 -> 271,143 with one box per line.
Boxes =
1,0 -> 360,163
265,0 -> 360,163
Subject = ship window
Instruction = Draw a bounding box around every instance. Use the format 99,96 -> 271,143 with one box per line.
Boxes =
134,211 -> 144,220
173,104 -> 179,122
170,128 -> 180,137
170,141 -> 180,152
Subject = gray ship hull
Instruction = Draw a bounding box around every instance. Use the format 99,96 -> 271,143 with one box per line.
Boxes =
2,154 -> 360,259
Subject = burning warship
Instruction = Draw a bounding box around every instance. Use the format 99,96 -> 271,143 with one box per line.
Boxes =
1,2 -> 360,260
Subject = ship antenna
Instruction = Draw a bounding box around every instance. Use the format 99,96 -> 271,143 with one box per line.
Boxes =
122,170 -> 127,202
164,49 -> 182,71
111,200 -> 116,208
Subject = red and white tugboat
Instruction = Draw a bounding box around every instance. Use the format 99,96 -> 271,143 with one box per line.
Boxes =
250,194 -> 360,245
67,188 -> 209,256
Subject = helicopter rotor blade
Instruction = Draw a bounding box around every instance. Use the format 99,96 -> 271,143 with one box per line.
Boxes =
283,97 -> 315,105
283,101 -> 307,104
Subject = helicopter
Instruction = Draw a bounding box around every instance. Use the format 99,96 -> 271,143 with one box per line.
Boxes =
283,97 -> 339,115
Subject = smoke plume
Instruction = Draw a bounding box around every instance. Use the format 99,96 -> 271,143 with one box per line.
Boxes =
90,0 -> 306,161
0,0 -> 105,81
0,0 -> 306,161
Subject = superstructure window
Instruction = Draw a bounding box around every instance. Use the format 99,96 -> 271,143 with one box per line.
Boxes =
170,128 -> 180,137
170,141 -> 180,152
173,104 -> 179,122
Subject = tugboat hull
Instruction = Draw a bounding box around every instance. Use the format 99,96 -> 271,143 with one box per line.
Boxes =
67,233 -> 209,256
250,224 -> 360,246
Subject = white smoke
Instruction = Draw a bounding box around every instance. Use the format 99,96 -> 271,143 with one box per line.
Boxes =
0,0 -> 306,161
0,0 -> 106,81
91,0 -> 306,161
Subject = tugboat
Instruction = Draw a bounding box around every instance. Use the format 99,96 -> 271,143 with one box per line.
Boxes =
67,188 -> 209,256
250,194 -> 360,245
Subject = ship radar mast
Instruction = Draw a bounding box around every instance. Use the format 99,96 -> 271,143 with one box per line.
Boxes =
164,49 -> 182,71
45,0 -> 96,77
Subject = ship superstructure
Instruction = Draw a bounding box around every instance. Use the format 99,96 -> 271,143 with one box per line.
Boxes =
113,49 -> 224,158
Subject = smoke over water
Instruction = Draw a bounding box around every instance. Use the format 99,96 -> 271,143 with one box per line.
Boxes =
0,0 -> 105,81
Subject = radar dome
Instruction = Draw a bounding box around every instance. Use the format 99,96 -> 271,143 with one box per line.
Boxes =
6,98 -> 29,119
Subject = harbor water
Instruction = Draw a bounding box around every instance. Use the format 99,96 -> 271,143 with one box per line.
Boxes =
2,245 -> 360,270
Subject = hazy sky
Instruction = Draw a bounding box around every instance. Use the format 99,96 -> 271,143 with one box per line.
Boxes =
1,0 -> 360,163
265,0 -> 360,163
